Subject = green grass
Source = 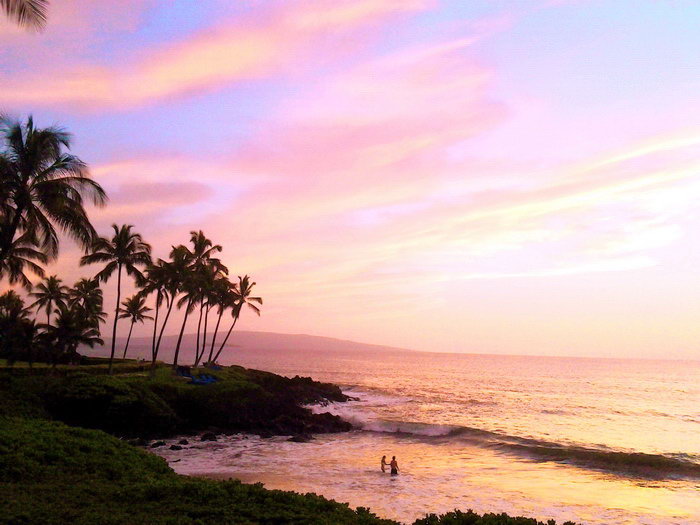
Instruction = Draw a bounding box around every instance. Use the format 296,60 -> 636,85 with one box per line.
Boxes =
0,361 -> 350,437
0,417 -> 395,525
0,417 -> 579,525
0,360 -> 579,525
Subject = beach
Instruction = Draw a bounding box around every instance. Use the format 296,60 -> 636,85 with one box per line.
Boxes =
152,348 -> 700,524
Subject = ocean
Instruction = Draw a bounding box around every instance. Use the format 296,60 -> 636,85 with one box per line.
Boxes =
151,346 -> 700,524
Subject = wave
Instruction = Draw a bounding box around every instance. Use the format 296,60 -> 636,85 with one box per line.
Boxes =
350,416 -> 700,479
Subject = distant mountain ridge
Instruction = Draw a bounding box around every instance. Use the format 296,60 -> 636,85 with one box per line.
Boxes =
88,330 -> 415,361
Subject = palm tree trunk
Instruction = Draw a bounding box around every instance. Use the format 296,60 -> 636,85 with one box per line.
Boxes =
151,292 -> 161,362
108,264 -> 122,374
153,295 -> 175,368
122,321 -> 134,359
212,314 -> 239,364
0,201 -> 24,263
208,308 -> 224,362
201,304 -> 210,359
194,302 -> 204,365
172,300 -> 192,369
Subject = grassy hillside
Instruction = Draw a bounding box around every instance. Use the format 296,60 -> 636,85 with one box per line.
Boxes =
0,417 -> 394,525
0,363 -> 350,438
0,362 -> 577,525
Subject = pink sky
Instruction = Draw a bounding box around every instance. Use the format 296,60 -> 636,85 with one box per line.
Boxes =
2,0 -> 700,358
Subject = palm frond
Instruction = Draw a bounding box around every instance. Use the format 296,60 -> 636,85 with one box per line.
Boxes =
0,0 -> 48,31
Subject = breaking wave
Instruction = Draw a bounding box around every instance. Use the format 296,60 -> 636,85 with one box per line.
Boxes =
313,394 -> 700,480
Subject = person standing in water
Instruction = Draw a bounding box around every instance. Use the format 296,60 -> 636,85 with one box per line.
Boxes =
390,456 -> 399,476
381,455 -> 388,472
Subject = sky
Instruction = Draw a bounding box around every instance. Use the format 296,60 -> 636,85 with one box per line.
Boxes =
2,0 -> 700,359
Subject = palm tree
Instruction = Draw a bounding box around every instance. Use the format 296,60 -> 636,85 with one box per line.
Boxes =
195,260 -> 228,366
150,248 -> 190,368
202,277 -> 238,366
29,274 -> 68,325
0,290 -> 36,366
45,303 -> 103,367
138,260 -> 171,363
1,0 -> 48,30
0,116 -> 107,267
170,231 -> 225,369
0,290 -> 30,320
212,275 -> 262,364
68,278 -> 105,329
171,269 -> 199,369
80,224 -> 151,373
0,231 -> 47,290
118,295 -> 152,359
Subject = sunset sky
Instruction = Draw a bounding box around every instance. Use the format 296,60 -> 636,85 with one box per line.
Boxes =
2,0 -> 700,359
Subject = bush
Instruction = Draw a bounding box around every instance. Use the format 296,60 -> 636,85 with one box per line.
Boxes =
44,374 -> 178,436
414,510 -> 578,525
0,417 -> 396,525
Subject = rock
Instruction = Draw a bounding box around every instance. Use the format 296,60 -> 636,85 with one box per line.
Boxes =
200,432 -> 218,442
302,412 -> 353,434
150,440 -> 166,448
287,433 -> 313,443
178,439 -> 189,445
169,445 -> 183,451
257,431 -> 273,439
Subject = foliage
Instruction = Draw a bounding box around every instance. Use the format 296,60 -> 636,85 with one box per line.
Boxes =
0,115 -> 106,278
0,0 -> 49,30
414,510 -> 577,525
29,274 -> 68,323
81,223 -> 152,373
0,363 -> 352,437
0,416 -> 580,525
0,290 -> 39,366
0,417 -> 395,525
0,417 -> 171,483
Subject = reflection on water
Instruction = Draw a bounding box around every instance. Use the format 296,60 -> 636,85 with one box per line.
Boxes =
155,349 -> 700,524
156,430 -> 700,524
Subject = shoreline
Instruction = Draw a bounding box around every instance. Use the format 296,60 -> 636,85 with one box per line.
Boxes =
0,360 -> 582,524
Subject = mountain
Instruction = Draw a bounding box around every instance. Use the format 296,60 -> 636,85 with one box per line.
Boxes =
87,330 -> 415,363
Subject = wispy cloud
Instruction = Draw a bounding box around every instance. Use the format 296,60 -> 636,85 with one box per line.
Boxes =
0,0 -> 431,110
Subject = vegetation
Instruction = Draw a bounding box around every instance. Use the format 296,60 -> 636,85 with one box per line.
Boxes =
118,294 -> 153,358
415,510 -> 577,525
0,363 -> 352,437
0,116 -> 106,279
29,274 -> 68,325
81,224 -> 152,372
0,392 -> 578,525
0,117 -> 262,372
0,0 -> 48,30
0,417 -> 396,525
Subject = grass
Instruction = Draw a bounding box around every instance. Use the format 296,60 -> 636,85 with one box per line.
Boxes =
0,360 -> 350,437
0,359 -> 579,524
0,417 -> 395,525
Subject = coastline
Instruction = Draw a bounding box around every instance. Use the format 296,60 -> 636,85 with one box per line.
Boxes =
0,360 -> 581,525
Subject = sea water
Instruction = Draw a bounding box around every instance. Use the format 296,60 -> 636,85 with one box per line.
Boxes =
153,348 -> 700,524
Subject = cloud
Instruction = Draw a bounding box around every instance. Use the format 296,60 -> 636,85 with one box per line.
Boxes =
0,0 -> 431,111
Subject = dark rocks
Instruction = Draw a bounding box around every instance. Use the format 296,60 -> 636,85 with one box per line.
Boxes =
178,439 -> 189,445
257,431 -> 273,439
200,432 -> 218,442
305,412 -> 353,433
287,433 -> 313,443
150,440 -> 166,448
169,445 -> 183,451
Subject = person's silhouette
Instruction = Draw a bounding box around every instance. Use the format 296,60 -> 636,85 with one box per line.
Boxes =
390,456 -> 399,476
381,455 -> 388,472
